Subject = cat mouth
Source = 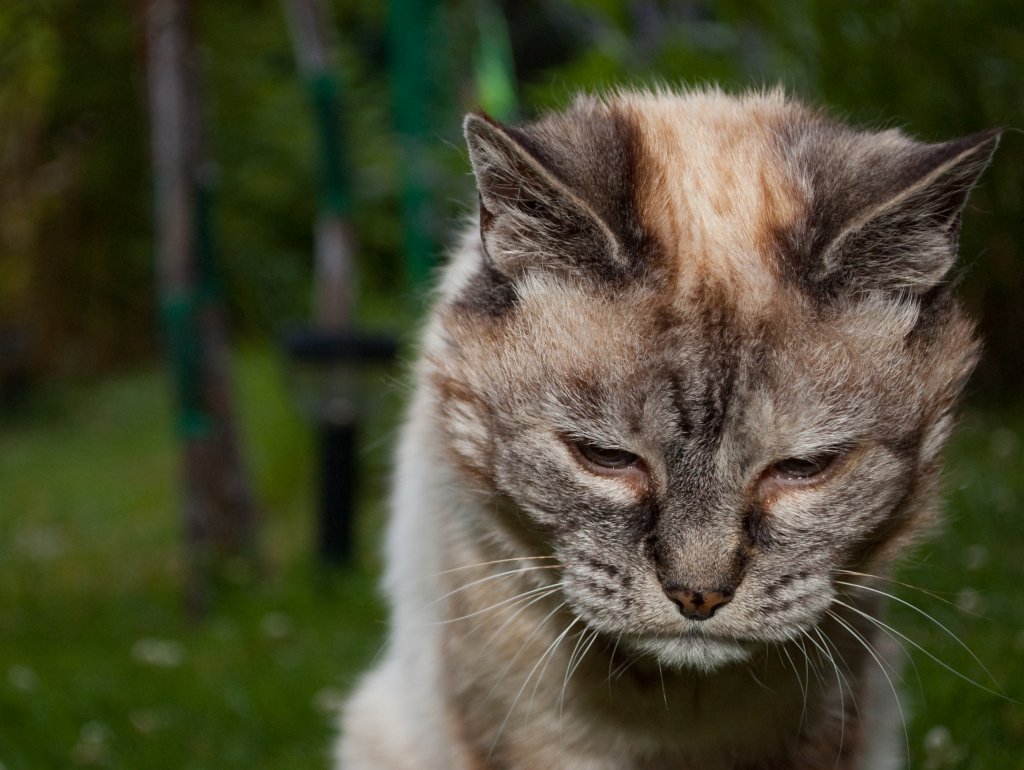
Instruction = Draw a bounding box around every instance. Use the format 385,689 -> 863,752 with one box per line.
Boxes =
644,627 -> 749,645
631,632 -> 754,671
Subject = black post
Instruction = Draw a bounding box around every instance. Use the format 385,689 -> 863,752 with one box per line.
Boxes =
282,328 -> 397,567
317,417 -> 357,565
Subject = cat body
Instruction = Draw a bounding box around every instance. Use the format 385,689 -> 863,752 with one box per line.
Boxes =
337,88 -> 998,769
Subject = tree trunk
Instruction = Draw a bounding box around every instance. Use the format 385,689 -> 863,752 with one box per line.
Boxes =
144,0 -> 261,616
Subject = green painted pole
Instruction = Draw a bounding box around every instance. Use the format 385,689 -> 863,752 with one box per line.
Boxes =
283,0 -> 356,329
474,0 -> 518,121
389,0 -> 434,290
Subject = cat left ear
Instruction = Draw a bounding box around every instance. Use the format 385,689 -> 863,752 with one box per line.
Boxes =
464,112 -> 628,278
818,128 -> 1001,296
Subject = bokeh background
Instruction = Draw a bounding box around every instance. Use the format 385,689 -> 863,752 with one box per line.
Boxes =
1,1 -> 1022,768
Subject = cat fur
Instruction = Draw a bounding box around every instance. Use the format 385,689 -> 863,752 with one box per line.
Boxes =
336,86 -> 999,770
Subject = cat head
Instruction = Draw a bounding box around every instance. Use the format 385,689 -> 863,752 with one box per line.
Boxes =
428,88 -> 998,671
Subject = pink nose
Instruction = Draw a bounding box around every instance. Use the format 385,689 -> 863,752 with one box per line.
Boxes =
663,587 -> 734,620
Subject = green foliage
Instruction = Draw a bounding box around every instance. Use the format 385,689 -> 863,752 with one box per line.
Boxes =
4,1 -> 1017,397
199,1 -> 317,336
1,354 -> 1022,767
0,0 -> 478,374
0,3 -> 61,318
0,1 -> 153,372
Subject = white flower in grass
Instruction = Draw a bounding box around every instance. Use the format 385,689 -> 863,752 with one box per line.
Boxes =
964,544 -> 988,571
131,638 -> 185,667
73,720 -> 111,765
313,687 -> 345,715
989,426 -> 1018,459
954,587 -> 985,615
7,664 -> 37,692
260,611 -> 293,640
922,725 -> 966,769
130,709 -> 168,734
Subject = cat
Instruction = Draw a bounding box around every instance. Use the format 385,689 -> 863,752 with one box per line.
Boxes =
335,87 -> 1000,769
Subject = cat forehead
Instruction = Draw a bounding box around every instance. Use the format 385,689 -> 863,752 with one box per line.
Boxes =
467,86 -> 997,322
617,89 -> 810,312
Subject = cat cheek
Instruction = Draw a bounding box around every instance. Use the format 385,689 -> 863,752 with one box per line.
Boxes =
598,467 -> 650,497
432,388 -> 495,484
575,471 -> 652,506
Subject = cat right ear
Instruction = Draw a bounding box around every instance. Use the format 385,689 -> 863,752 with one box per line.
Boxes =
463,113 -> 627,278
813,128 -> 1002,297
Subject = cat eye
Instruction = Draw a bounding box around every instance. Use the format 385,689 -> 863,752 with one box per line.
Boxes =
572,441 -> 641,470
767,451 -> 840,482
755,448 -> 850,501
566,438 -> 646,484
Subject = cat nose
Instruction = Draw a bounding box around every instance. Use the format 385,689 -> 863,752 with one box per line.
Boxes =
663,586 -> 734,620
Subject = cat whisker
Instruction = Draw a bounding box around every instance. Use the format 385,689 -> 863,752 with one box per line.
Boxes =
830,597 -> 1014,702
778,643 -> 809,730
792,625 -> 859,766
826,609 -> 910,767
829,590 -> 922,691
794,633 -> 825,690
559,626 -> 591,716
489,615 -> 581,761
425,582 -> 562,627
806,626 -> 850,768
607,632 -> 623,700
836,569 -> 970,614
560,627 -> 602,717
656,657 -> 669,710
609,642 -> 644,683
826,635 -> 860,770
834,579 -> 1002,691
822,626 -> 862,714
474,585 -> 565,643
436,555 -> 559,577
484,599 -> 569,706
573,628 -> 602,684
428,564 -> 562,608
825,609 -> 902,681
528,617 -> 583,719
835,585 -> 933,688
747,664 -> 770,693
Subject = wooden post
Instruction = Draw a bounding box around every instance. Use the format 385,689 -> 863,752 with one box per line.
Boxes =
282,0 -> 356,330
281,0 -> 364,565
144,0 -> 261,615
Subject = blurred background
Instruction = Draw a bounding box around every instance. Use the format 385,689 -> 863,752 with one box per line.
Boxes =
1,1 -> 1021,768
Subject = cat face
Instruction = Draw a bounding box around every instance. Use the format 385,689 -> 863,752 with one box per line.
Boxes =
429,89 -> 994,672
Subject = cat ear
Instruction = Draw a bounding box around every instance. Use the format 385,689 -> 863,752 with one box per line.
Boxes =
463,112 -> 628,278
818,128 -> 1001,296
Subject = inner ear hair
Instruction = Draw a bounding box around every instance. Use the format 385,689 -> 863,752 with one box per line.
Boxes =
463,112 -> 628,279
818,127 -> 1002,297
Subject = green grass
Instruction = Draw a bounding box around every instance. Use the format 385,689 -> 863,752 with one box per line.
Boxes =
891,410 -> 1024,769
0,348 -> 392,769
0,350 -> 1022,769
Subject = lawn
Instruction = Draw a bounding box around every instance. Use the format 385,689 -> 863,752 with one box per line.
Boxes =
0,347 -> 1021,769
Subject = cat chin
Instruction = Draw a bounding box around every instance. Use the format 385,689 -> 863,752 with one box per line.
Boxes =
633,635 -> 753,673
